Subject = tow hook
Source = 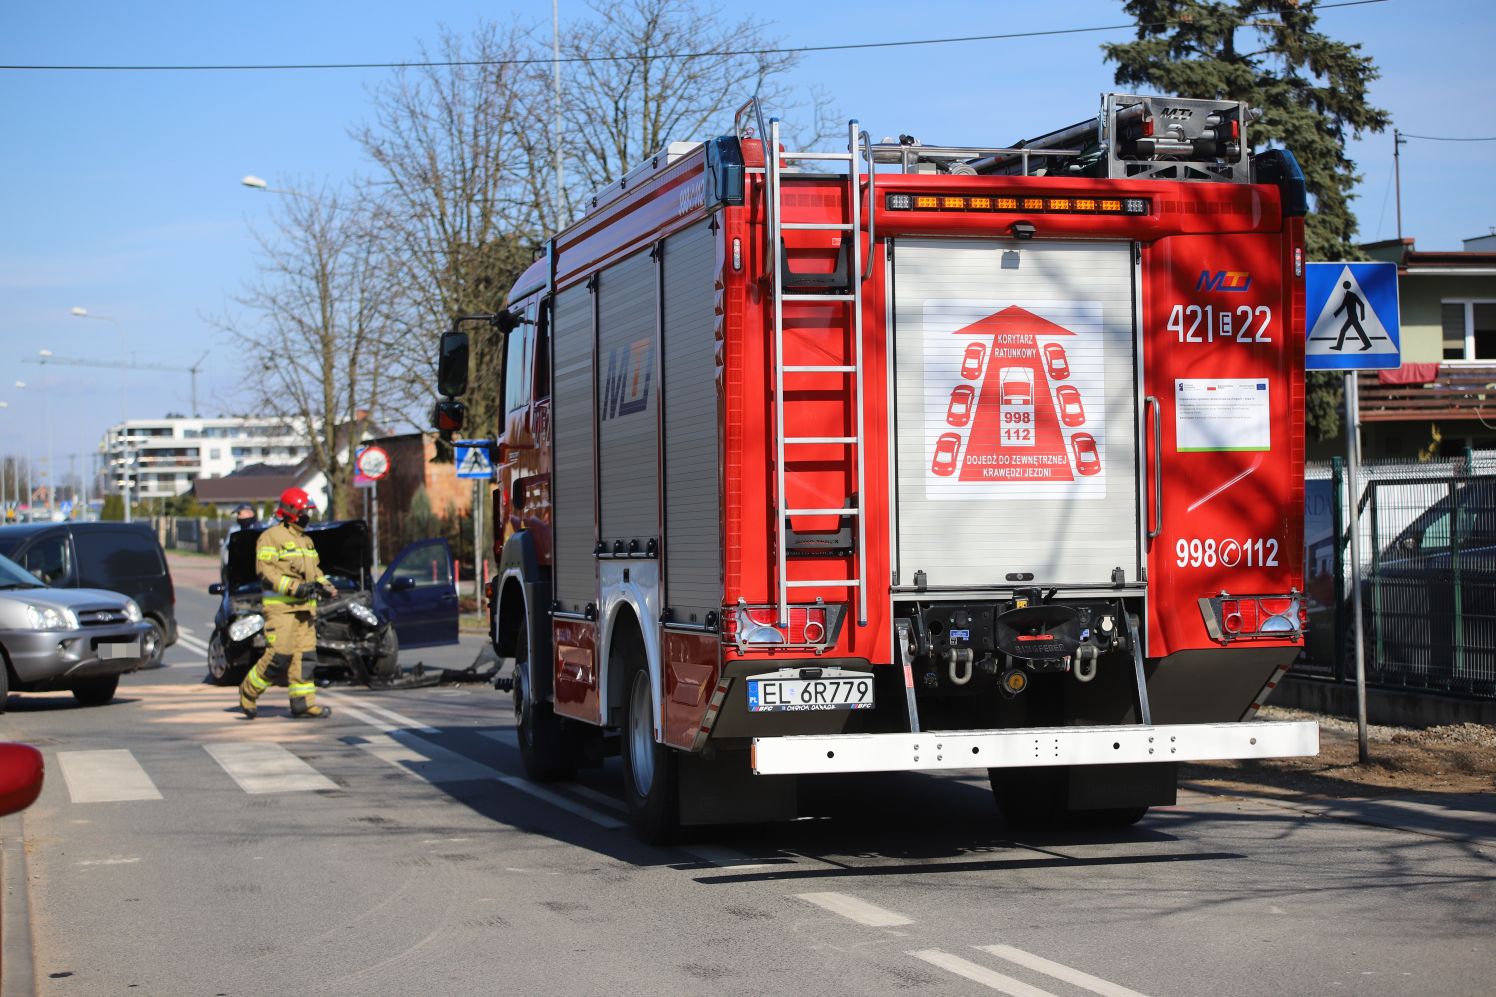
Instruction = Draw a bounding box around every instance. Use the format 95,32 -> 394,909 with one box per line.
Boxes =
1073,643 -> 1100,683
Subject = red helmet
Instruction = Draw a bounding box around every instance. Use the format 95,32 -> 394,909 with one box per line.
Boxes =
275,487 -> 316,524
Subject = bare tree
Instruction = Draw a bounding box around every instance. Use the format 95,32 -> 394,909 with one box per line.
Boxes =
354,23 -> 545,437
558,0 -> 836,194
216,184 -> 399,519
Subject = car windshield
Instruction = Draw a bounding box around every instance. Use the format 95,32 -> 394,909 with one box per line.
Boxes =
0,552 -> 45,589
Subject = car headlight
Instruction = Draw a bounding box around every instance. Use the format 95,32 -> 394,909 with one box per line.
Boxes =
26,604 -> 79,631
228,614 -> 265,642
348,603 -> 380,628
123,599 -> 143,623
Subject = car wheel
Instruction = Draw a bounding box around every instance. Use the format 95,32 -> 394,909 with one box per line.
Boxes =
141,617 -> 166,668
72,674 -> 120,707
511,619 -> 576,782
620,650 -> 679,844
371,627 -> 400,679
0,654 -> 10,713
206,631 -> 246,686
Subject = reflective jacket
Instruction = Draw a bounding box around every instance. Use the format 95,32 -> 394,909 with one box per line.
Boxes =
256,521 -> 330,609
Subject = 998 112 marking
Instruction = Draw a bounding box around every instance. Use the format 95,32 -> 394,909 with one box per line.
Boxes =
1176,536 -> 1279,568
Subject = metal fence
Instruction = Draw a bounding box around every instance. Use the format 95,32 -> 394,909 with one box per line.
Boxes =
1302,455 -> 1496,699
150,516 -> 235,557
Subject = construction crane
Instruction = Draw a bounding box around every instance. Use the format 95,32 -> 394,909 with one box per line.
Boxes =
24,351 -> 210,416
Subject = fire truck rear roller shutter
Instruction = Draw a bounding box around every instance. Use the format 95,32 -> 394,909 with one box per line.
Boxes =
660,220 -> 722,624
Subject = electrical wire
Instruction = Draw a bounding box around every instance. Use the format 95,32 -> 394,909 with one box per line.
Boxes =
0,0 -> 1390,73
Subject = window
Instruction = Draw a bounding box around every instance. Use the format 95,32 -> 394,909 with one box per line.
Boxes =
502,307 -> 533,415
534,300 -> 551,399
75,530 -> 164,586
1442,300 -> 1496,360
18,534 -> 74,586
390,542 -> 451,585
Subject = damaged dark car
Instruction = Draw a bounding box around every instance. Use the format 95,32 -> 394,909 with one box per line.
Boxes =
206,520 -> 458,687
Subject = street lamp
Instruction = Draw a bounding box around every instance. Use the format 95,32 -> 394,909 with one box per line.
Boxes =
33,352 -> 56,518
11,382 -> 29,519
0,400 -> 8,520
70,307 -> 132,522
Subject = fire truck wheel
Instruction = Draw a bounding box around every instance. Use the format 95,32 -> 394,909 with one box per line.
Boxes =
513,620 -> 576,782
621,655 -> 679,844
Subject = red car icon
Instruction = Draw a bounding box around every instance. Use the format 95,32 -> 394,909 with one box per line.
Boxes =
946,385 -> 976,427
1043,342 -> 1070,380
1071,433 -> 1101,476
999,367 -> 1033,406
931,433 -> 963,477
1056,385 -> 1086,427
960,343 -> 985,380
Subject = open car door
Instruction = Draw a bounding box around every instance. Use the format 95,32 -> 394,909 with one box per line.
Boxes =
374,538 -> 459,648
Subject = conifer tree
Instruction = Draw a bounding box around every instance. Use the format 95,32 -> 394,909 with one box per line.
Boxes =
1105,1 -> 1389,439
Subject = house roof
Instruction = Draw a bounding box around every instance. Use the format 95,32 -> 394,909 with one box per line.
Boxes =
191,458 -> 317,503
1360,237 -> 1496,274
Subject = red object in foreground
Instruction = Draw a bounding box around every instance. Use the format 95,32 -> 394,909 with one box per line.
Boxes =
0,743 -> 45,817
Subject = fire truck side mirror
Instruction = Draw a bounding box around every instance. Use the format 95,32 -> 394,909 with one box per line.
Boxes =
437,329 -> 470,397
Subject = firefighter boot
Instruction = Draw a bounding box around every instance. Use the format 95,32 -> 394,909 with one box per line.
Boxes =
289,681 -> 332,719
241,652 -> 293,719
287,652 -> 330,718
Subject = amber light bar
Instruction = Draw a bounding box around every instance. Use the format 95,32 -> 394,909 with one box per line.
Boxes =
886,192 -> 1149,216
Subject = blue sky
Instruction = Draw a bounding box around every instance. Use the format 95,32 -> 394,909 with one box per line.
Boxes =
1,0 -> 1489,477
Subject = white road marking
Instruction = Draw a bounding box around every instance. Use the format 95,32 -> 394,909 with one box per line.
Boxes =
910,950 -> 1059,997
795,892 -> 913,927
493,775 -> 627,830
175,632 -> 210,654
76,857 -> 141,867
56,750 -> 163,803
978,945 -> 1149,997
204,742 -> 338,794
356,732 -> 496,783
352,729 -> 627,830
680,844 -> 774,870
320,693 -> 437,733
326,700 -> 403,733
567,783 -> 626,814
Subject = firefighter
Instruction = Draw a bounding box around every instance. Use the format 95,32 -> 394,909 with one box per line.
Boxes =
237,487 -> 335,719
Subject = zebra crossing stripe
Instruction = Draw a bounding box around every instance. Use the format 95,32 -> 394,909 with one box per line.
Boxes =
204,742 -> 338,794
57,750 -> 162,803
910,950 -> 1059,997
978,945 -> 1149,997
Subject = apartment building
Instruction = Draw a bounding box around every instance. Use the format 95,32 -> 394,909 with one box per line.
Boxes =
100,416 -> 311,500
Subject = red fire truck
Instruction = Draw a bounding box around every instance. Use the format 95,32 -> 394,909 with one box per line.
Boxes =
434,92 -> 1319,842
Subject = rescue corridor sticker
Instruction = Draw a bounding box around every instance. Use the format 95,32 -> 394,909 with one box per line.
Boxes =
1174,378 -> 1271,453
921,300 -> 1107,501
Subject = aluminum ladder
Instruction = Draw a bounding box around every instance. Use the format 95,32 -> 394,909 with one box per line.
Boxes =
766,117 -> 870,627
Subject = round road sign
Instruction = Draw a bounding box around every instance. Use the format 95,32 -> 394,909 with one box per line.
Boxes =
356,445 -> 391,481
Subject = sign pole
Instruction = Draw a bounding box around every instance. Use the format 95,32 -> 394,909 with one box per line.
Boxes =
473,477 -> 482,603
1344,372 -> 1370,764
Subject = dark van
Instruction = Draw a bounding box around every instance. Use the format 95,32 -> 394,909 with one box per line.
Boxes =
0,522 -> 177,665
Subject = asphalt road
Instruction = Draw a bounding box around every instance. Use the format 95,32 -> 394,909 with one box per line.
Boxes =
3,581 -> 1495,996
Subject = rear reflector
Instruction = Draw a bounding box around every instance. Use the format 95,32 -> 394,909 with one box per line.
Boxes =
1203,594 -> 1304,643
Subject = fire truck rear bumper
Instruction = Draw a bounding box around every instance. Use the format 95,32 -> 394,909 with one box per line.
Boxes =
749,720 -> 1318,776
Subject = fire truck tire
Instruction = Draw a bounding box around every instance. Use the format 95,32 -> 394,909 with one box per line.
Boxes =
513,620 -> 577,782
621,654 -> 679,844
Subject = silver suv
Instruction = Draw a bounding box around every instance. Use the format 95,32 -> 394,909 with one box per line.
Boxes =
0,552 -> 152,710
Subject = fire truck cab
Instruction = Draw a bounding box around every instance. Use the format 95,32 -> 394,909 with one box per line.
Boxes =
437,92 -> 1319,842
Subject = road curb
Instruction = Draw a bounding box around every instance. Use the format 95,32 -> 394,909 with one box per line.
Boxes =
1,814 -> 38,997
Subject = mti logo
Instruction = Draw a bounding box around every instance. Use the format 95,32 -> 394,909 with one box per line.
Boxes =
601,339 -> 654,420
1195,270 -> 1253,292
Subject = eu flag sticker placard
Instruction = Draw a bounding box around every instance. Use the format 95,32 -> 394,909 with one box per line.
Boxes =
1305,261 -> 1401,370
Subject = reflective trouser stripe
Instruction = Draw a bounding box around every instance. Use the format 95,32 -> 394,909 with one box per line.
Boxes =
288,682 -> 315,698
245,669 -> 271,692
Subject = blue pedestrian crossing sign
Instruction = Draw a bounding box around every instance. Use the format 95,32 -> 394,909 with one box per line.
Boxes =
1305,261 -> 1401,370
454,439 -> 495,479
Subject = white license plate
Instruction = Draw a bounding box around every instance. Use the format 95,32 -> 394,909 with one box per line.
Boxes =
97,639 -> 140,660
747,672 -> 874,713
